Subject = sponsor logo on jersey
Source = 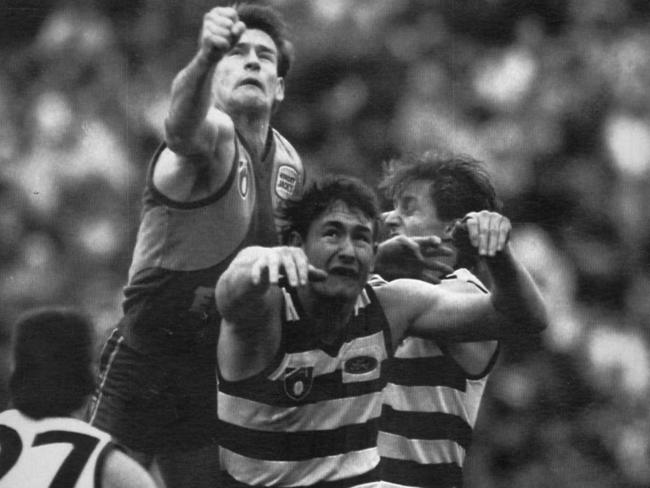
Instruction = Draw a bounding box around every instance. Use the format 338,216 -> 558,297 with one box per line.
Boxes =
238,160 -> 249,198
275,165 -> 298,200
343,355 -> 378,375
283,366 -> 313,401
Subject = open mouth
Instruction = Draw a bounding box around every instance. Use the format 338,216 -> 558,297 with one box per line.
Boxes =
239,78 -> 264,90
328,267 -> 358,279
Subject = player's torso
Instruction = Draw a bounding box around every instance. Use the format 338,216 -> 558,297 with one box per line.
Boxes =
0,409 -> 113,488
218,286 -> 392,488
378,270 -> 494,488
119,130 -> 304,353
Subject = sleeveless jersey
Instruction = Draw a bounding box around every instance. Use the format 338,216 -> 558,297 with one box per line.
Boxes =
378,269 -> 498,488
118,129 -> 304,354
218,285 -> 393,488
0,409 -> 115,488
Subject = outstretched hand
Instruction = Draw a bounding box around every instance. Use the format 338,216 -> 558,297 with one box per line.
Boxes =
452,211 -> 511,257
375,235 -> 454,284
200,7 -> 247,62
248,247 -> 327,288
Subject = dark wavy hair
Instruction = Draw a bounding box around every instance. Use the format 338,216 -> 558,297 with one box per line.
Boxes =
237,3 -> 294,78
381,151 -> 501,269
9,307 -> 95,419
279,175 -> 380,243
381,151 -> 500,218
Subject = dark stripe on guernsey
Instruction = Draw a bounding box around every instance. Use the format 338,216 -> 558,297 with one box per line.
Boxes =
221,467 -> 380,488
219,372 -> 386,407
219,418 -> 379,461
380,407 -> 472,449
380,458 -> 462,488
384,356 -> 467,390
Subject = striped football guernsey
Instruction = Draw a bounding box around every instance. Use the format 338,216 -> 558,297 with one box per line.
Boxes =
378,269 -> 498,488
218,284 -> 393,487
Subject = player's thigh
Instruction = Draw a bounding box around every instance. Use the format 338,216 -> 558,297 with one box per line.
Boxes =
88,331 -> 177,454
155,444 -> 221,488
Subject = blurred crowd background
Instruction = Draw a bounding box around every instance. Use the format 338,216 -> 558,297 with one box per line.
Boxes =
1,0 -> 650,486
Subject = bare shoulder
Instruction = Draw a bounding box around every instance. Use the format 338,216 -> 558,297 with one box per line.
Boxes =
101,448 -> 157,488
374,278 -> 440,301
155,107 -> 237,201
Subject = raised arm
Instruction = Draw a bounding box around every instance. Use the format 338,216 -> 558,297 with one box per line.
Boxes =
378,213 -> 547,343
164,7 -> 244,157
216,246 -> 324,381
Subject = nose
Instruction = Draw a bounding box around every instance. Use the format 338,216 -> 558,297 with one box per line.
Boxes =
337,235 -> 355,262
243,49 -> 260,70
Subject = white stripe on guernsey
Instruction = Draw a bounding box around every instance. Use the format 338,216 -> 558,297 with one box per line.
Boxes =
282,288 -> 371,322
221,446 -> 380,487
218,391 -> 382,432
368,274 -> 388,287
267,330 -> 389,381
382,383 -> 485,425
354,289 -> 371,316
377,431 -> 465,465
88,331 -> 124,424
393,336 -> 443,359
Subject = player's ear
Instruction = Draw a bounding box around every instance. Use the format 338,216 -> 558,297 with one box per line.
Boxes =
288,230 -> 302,247
274,77 -> 285,104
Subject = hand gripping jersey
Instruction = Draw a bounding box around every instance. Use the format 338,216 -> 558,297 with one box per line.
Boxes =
378,269 -> 499,488
118,129 -> 304,354
217,285 -> 393,488
0,409 -> 115,488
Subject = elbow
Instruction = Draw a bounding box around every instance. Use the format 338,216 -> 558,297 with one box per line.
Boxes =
164,117 -> 192,155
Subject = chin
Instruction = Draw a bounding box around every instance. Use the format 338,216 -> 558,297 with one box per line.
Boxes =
312,278 -> 363,301
232,94 -> 270,112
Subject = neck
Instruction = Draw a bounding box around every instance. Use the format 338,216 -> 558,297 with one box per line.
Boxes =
297,288 -> 357,345
231,110 -> 271,160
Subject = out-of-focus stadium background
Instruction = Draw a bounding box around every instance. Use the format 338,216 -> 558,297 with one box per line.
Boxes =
1,0 -> 649,485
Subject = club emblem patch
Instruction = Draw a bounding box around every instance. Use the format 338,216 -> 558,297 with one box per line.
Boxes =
275,165 -> 298,200
343,355 -> 378,375
238,160 -> 249,198
283,366 -> 313,401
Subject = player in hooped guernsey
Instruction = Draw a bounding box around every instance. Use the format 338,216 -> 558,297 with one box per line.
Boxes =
1,308 -> 155,488
378,269 -> 498,488
215,177 -> 546,488
218,285 -> 392,487
376,153 -> 545,487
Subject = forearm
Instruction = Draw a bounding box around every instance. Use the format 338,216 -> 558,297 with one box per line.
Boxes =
164,52 -> 218,153
486,245 -> 548,334
216,249 -> 271,324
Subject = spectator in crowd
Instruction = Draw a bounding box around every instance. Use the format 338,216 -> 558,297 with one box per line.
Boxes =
375,152 -> 511,487
215,175 -> 546,487
88,4 -> 304,487
0,307 -> 156,488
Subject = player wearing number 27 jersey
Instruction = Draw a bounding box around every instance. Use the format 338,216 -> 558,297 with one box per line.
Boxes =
0,409 -> 115,488
0,308 -> 155,488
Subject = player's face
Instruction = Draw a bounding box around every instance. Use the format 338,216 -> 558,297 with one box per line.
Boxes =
213,29 -> 285,114
384,180 -> 458,268
302,201 -> 375,300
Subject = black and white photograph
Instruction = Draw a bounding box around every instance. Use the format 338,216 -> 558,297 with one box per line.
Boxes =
1,1 -> 649,487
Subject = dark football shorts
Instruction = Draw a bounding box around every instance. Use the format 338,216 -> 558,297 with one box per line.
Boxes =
88,329 -> 218,454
